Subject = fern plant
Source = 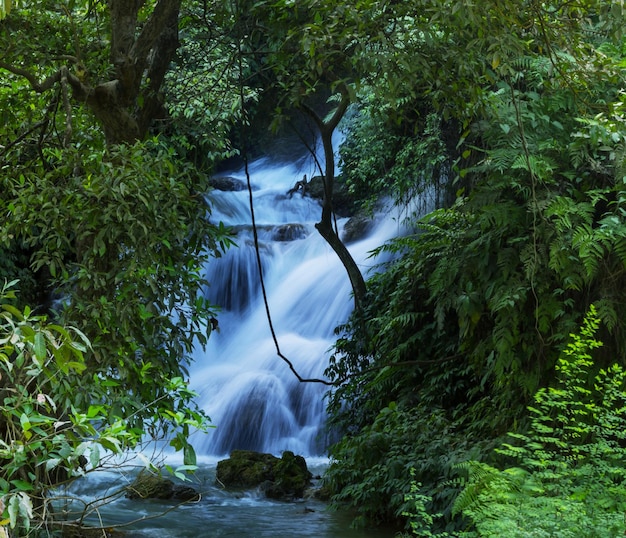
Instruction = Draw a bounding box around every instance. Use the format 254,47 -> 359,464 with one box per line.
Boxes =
453,306 -> 626,537
399,472 -> 454,538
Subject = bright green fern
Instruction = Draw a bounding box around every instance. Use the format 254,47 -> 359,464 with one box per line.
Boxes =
454,306 -> 626,537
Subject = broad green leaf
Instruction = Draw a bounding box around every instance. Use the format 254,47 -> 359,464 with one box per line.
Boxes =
33,332 -> 46,363
89,444 -> 100,469
183,444 -> 197,467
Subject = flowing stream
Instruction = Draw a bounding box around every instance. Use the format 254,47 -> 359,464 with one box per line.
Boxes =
191,154 -> 400,457
66,458 -> 397,537
65,152 -> 403,537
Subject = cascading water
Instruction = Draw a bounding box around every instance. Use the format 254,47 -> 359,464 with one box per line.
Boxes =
59,152 -> 407,537
192,154 -> 401,457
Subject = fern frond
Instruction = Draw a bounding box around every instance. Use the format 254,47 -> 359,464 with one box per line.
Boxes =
572,223 -> 604,278
594,299 -> 618,332
452,461 -> 524,517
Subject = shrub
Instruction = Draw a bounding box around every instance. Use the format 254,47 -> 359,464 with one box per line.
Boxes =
454,306 -> 626,537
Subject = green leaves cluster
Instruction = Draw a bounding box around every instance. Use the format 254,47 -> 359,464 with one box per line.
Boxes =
0,280 -> 127,534
1,138 -> 232,435
454,307 -> 626,537
324,0 -> 626,532
339,108 -> 451,213
0,0 -> 12,20
0,279 -> 212,535
164,3 -> 254,165
325,401 -> 483,531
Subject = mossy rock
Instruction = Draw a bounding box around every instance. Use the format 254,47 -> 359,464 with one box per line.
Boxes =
216,450 -> 278,487
304,176 -> 354,217
126,469 -> 200,501
262,451 -> 312,500
216,450 -> 312,500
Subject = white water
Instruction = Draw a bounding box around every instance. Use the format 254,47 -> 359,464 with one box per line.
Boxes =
191,155 -> 402,457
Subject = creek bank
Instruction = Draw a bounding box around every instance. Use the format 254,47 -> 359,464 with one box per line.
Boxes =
216,449 -> 313,501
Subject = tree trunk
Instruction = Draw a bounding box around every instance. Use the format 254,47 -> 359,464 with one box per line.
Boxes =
0,0 -> 181,147
302,90 -> 367,312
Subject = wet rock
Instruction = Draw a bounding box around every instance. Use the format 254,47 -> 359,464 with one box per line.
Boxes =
307,483 -> 332,501
262,451 -> 312,500
216,450 -> 277,488
305,175 -> 354,217
210,176 -> 249,191
216,450 -> 312,501
341,215 -> 374,243
126,470 -> 200,501
272,224 -> 307,241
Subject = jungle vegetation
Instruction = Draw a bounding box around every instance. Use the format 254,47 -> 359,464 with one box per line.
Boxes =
1,0 -> 626,536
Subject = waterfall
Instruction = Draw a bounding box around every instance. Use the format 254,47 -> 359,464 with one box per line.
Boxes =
191,155 -> 401,457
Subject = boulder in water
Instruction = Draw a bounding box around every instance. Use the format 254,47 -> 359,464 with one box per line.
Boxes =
210,176 -> 249,191
126,469 -> 200,501
216,450 -> 312,500
272,223 -> 307,241
261,450 -> 312,500
341,215 -> 374,243
305,175 -> 354,217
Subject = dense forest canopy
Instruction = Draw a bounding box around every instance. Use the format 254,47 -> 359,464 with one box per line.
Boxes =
1,0 -> 626,536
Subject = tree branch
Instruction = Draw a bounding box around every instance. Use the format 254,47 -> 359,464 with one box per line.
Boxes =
130,0 -> 181,65
0,62 -> 62,93
109,0 -> 144,65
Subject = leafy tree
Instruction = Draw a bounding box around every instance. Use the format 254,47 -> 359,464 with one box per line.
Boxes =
0,0 -> 183,146
0,281 -> 209,535
0,3 -> 236,532
1,140 -> 233,430
324,0 -> 626,530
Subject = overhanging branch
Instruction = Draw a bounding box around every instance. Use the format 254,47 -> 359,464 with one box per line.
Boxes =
0,62 -> 62,93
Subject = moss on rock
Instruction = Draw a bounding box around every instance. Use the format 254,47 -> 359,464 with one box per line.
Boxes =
216,450 -> 312,500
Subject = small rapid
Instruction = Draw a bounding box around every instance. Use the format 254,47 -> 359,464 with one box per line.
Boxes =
191,154 -> 401,457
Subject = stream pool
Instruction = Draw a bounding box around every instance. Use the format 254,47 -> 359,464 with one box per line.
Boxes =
58,458 -> 399,538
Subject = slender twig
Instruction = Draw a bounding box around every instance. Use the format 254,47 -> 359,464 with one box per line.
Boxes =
235,8 -> 333,386
0,120 -> 47,157
60,67 -> 73,147
510,83 -> 546,357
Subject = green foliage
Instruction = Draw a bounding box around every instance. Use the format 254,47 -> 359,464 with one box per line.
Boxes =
0,2 -> 246,533
398,473 -> 454,538
325,1 -> 626,532
0,280 -> 127,534
454,307 -> 626,537
0,280 -> 211,535
325,400 -> 490,531
340,104 -> 451,212
1,139 -> 233,435
164,3 -> 253,166
0,0 -> 11,20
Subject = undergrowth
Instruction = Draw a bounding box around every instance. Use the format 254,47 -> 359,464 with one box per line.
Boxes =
447,306 -> 626,537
